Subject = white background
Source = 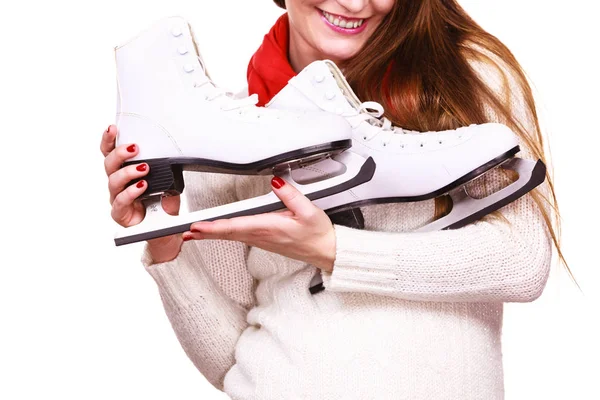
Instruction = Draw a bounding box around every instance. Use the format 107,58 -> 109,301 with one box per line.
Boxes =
0,1 -> 598,399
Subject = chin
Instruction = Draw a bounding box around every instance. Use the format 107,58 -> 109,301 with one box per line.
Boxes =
318,43 -> 362,62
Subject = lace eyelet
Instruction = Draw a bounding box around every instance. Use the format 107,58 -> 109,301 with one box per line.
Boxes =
439,141 -> 443,144
420,143 -> 424,147
314,75 -> 325,83
363,136 -> 367,140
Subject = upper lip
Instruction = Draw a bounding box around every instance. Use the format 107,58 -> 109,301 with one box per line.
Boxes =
320,9 -> 368,22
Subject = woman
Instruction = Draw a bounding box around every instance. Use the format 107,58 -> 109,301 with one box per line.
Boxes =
100,0 -> 570,398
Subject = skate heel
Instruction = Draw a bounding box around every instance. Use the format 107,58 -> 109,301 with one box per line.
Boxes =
126,158 -> 184,200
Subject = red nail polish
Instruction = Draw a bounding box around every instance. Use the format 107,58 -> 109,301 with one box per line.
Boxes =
136,164 -> 147,172
183,236 -> 192,242
106,125 -> 111,133
271,176 -> 285,189
136,181 -> 144,188
127,144 -> 136,153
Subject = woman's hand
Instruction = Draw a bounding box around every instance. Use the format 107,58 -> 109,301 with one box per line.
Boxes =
185,177 -> 337,272
100,124 -> 183,262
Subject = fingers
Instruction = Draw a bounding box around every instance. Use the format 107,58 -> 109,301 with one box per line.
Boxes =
100,125 -> 116,157
104,141 -> 139,176
111,179 -> 147,226
108,162 -> 149,204
189,213 -> 277,242
270,176 -> 316,219
189,218 -> 247,241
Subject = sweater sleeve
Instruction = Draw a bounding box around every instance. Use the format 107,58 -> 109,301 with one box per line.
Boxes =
321,56 -> 553,303
141,172 -> 255,391
321,193 -> 552,302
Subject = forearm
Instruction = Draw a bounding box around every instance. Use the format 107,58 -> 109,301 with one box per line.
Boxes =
142,241 -> 248,391
321,183 -> 552,303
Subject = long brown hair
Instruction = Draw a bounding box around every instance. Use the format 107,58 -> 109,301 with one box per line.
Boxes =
273,0 -> 575,285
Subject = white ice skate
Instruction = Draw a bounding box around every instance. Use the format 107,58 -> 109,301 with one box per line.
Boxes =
113,18 -> 375,246
266,60 -> 545,293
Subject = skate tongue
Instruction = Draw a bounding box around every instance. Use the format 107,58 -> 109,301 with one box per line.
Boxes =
323,60 -> 393,131
324,60 -> 363,113
185,22 -> 243,102
186,22 -> 212,81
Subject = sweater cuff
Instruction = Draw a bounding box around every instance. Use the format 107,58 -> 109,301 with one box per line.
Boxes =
320,224 -> 401,294
141,242 -> 190,298
140,241 -> 222,304
140,243 -> 156,269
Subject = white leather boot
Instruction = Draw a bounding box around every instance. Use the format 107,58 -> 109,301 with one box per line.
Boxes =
113,19 -> 379,246
268,60 -> 546,293
114,17 -> 354,199
269,60 -> 545,230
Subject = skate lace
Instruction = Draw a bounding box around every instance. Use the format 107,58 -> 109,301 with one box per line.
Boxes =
352,101 -> 428,148
191,56 -> 263,115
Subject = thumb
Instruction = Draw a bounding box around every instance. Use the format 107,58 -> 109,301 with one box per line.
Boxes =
271,176 -> 314,219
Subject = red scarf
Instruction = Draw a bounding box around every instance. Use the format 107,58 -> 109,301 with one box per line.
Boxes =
248,13 -> 394,109
247,14 -> 296,106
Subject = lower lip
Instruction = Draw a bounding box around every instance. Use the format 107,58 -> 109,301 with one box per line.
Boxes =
320,12 -> 368,35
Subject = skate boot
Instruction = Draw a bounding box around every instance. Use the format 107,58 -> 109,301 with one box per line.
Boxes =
268,59 -> 545,229
112,18 -> 375,246
115,16 -> 357,196
267,60 -> 546,292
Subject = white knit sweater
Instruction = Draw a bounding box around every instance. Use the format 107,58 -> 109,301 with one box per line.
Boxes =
140,63 -> 552,399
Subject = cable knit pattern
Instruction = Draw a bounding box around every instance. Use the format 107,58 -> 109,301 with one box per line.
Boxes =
140,61 -> 552,399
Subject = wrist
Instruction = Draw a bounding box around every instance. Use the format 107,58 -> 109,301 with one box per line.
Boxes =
147,235 -> 184,263
317,226 -> 336,273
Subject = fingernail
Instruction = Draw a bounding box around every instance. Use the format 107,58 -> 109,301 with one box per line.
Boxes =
136,163 -> 147,172
136,180 -> 144,188
127,144 -> 136,153
271,176 -> 285,189
183,235 -> 192,242
106,125 -> 111,133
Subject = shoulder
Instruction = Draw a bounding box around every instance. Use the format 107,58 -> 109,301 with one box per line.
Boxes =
466,44 -> 527,107
466,44 -> 535,133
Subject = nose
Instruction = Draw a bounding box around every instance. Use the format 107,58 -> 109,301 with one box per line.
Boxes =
335,0 -> 368,14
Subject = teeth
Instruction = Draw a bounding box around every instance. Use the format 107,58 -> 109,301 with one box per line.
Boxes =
322,10 -> 364,29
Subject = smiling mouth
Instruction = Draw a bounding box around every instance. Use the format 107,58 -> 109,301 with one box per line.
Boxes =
320,9 -> 366,29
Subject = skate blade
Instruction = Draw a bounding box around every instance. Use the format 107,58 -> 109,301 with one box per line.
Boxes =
173,140 -> 352,176
114,152 -> 375,246
316,146 -> 521,214
415,157 -> 546,232
309,157 -> 547,294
